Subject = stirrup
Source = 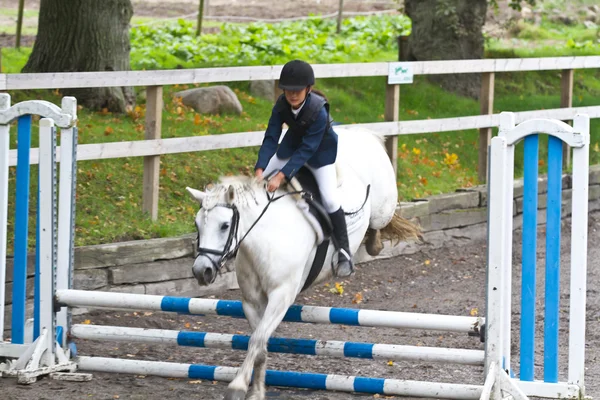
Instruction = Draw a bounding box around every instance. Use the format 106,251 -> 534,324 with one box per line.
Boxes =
333,249 -> 354,277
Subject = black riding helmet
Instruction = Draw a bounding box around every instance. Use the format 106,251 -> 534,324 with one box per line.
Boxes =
278,60 -> 315,91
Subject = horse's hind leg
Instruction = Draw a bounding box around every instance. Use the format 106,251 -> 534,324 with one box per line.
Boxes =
365,228 -> 384,256
225,286 -> 296,400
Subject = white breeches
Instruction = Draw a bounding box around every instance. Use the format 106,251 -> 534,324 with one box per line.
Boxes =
263,155 -> 341,213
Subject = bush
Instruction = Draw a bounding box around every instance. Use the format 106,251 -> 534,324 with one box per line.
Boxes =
130,16 -> 412,70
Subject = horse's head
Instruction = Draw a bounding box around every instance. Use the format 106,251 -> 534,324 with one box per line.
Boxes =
186,177 -> 260,285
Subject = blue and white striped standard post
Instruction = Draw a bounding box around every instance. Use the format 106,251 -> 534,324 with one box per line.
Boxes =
520,133 -> 539,381
11,114 -> 33,344
544,135 -> 563,383
77,356 -> 484,399
56,289 -> 484,334
70,324 -> 485,366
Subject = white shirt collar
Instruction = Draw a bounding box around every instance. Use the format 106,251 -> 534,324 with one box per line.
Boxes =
291,99 -> 307,118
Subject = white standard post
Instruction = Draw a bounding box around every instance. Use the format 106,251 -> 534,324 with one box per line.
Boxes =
38,118 -> 57,367
484,112 -> 514,373
0,93 -> 10,339
568,114 -> 590,388
56,97 -> 77,346
500,113 -> 516,374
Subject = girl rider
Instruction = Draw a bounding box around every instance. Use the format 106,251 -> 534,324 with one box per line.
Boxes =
254,60 -> 353,278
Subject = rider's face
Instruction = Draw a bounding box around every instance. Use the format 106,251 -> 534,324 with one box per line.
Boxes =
284,87 -> 310,109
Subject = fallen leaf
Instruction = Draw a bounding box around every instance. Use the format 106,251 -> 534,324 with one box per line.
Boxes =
188,380 -> 202,384
83,319 -> 91,325
328,282 -> 344,296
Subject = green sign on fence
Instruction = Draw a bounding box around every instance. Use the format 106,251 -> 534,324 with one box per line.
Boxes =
388,62 -> 414,84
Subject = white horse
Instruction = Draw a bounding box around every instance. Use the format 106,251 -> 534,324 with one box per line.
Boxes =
186,126 -> 420,400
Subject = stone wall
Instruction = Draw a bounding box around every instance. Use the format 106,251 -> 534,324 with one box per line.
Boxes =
4,165 -> 600,334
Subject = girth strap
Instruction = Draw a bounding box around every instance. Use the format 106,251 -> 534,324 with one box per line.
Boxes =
301,239 -> 330,292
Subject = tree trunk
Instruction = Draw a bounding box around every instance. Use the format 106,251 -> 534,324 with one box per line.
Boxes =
23,0 -> 135,112
405,0 -> 488,99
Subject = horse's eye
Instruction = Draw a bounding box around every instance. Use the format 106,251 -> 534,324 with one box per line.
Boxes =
221,223 -> 230,231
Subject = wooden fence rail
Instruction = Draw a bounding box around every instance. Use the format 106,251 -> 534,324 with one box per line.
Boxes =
2,57 -> 599,219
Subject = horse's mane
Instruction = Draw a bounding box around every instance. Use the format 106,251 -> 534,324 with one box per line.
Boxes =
202,175 -> 264,210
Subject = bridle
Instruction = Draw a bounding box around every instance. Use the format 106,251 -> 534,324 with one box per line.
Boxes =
195,203 -> 241,272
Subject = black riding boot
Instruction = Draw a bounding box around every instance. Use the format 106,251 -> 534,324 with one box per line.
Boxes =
329,207 -> 354,277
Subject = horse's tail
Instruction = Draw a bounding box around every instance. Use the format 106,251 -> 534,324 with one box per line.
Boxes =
380,211 -> 422,244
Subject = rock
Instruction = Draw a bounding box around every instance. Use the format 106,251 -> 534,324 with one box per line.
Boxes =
583,20 -> 598,29
584,9 -> 597,21
591,5 -> 600,14
521,6 -> 533,19
175,85 -> 243,115
550,15 -> 577,26
249,80 -> 275,100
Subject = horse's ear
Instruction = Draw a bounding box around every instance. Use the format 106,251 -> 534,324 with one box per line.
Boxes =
186,187 -> 206,204
227,185 -> 235,204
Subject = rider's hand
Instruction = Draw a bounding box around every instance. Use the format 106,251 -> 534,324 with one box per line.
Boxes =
255,168 -> 264,180
267,172 -> 285,192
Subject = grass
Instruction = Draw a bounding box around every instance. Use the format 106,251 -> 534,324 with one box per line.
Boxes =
2,17 -> 600,250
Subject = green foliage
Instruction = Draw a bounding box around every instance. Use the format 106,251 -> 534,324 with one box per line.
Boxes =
489,0 -> 537,11
130,16 -> 411,70
0,48 -> 31,73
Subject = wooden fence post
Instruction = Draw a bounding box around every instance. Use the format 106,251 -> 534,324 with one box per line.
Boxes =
397,35 -> 410,62
561,69 -> 574,169
143,86 -> 163,220
274,80 -> 283,103
478,72 -> 495,183
385,84 -> 400,177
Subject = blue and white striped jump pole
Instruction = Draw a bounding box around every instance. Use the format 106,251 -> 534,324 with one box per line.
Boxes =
77,356 -> 484,400
70,324 -> 485,365
56,289 -> 484,334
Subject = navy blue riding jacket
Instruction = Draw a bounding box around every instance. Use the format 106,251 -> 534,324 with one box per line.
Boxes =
255,92 -> 338,179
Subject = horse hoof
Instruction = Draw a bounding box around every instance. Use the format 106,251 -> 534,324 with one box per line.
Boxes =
224,388 -> 247,400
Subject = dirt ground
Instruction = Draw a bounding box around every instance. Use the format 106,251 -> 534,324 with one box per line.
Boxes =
3,212 -> 600,399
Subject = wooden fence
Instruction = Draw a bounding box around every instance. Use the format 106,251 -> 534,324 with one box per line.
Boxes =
2,56 -> 600,220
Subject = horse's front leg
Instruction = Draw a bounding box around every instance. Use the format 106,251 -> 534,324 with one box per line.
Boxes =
243,299 -> 268,400
225,286 -> 296,400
